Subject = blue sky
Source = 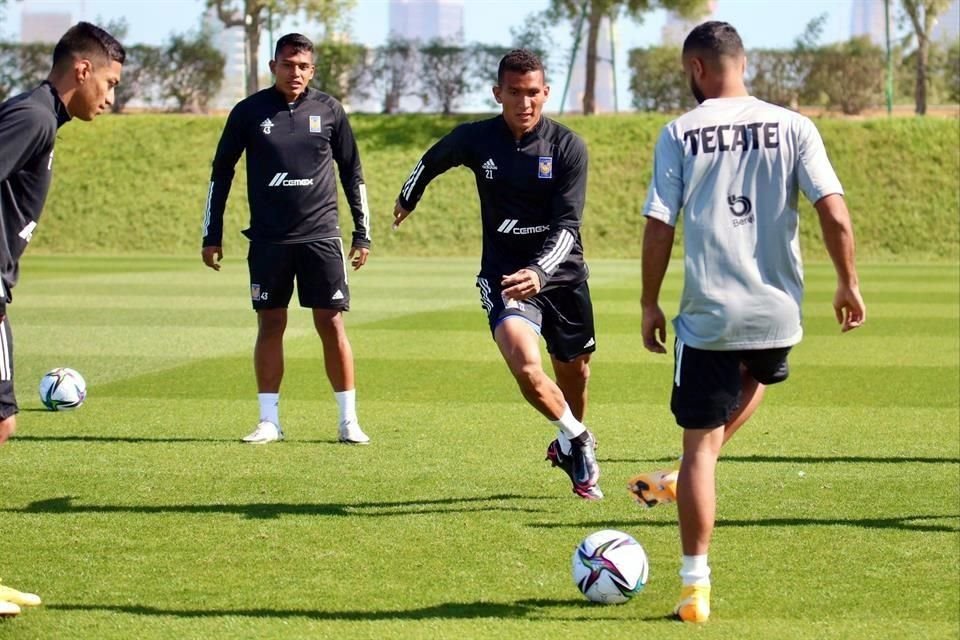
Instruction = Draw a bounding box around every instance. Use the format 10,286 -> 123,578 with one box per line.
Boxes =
5,0 -> 859,49
4,0 -> 868,110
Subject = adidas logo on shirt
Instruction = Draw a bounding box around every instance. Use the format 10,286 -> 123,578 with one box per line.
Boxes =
482,158 -> 497,171
260,118 -> 274,134
332,289 -> 345,301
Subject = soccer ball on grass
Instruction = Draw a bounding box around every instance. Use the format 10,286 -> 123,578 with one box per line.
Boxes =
572,529 -> 649,604
38,367 -> 87,411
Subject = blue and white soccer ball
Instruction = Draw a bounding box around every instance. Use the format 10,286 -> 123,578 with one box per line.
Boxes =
572,529 -> 649,604
38,367 -> 87,411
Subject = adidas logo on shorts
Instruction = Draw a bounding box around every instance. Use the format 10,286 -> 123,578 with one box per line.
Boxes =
332,290 -> 345,301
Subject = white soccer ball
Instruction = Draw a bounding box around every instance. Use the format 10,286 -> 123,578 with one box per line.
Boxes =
38,367 -> 87,411
572,529 -> 649,604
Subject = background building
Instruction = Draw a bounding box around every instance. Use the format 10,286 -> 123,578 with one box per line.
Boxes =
661,0 -> 717,46
565,15 -> 617,113
931,0 -> 960,42
850,0 -> 886,46
389,0 -> 464,43
202,7 -> 246,111
20,10 -> 72,43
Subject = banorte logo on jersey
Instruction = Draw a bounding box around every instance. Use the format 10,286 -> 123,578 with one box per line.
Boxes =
268,172 -> 315,188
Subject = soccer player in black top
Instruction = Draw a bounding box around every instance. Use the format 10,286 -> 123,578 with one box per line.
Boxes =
392,49 -> 601,499
0,22 -> 124,616
202,33 -> 372,445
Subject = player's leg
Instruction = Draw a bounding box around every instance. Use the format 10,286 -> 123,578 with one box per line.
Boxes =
244,242 -> 295,443
543,280 -> 597,451
299,239 -> 368,444
0,316 -> 17,445
721,368 -> 764,445
486,282 -> 600,499
551,353 -> 590,421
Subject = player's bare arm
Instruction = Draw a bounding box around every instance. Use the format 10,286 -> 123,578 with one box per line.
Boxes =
641,217 -> 675,353
202,245 -> 223,271
392,200 -> 411,230
501,268 -> 542,301
814,193 -> 866,332
348,245 -> 369,270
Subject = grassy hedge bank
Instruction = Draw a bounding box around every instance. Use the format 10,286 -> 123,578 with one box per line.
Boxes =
36,113 -> 959,260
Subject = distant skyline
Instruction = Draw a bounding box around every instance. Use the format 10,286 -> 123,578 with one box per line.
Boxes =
5,0 -> 937,112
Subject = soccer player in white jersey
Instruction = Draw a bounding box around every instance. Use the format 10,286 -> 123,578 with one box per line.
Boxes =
627,21 -> 866,622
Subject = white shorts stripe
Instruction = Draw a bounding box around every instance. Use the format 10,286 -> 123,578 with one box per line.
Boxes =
477,277 -> 493,313
0,319 -> 10,382
674,339 -> 684,387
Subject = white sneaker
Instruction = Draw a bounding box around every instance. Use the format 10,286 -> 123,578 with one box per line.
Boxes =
241,421 -> 284,444
0,601 -> 20,617
338,420 -> 370,445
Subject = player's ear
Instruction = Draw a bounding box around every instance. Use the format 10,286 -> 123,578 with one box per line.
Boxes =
492,85 -> 502,104
543,84 -> 550,100
75,58 -> 93,83
268,59 -> 277,75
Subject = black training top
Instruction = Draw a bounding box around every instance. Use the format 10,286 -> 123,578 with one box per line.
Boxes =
397,115 -> 589,289
0,81 -> 71,298
203,86 -> 371,249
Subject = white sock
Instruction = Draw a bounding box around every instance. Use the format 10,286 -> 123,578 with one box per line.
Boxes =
335,389 -> 357,424
557,430 -> 573,455
680,554 -> 711,586
550,405 -> 586,441
258,393 -> 279,425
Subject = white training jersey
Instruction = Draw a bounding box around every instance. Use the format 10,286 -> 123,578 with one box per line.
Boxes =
642,95 -> 843,350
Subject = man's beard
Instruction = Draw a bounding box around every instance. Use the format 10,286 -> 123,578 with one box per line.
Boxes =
689,77 -> 706,104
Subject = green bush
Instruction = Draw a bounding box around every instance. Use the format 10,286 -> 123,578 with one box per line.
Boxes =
36,113 -> 959,260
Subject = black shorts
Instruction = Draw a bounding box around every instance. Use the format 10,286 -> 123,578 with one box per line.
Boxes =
671,338 -> 791,429
247,238 -> 349,311
476,276 -> 596,362
0,317 -> 16,419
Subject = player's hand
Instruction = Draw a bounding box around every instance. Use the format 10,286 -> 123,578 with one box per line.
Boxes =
392,200 -> 411,230
202,246 -> 223,271
501,269 -> 542,301
642,304 -> 667,354
834,283 -> 866,332
349,245 -> 369,270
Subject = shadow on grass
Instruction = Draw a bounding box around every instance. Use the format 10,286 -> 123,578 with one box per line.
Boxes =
4,494 -> 559,520
528,514 -> 960,533
47,598 -> 671,621
13,435 -> 234,444
604,454 -> 960,465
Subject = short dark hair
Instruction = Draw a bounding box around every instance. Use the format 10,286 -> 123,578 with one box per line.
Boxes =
52,21 -> 126,68
682,21 -> 744,61
275,33 -> 314,59
497,49 -> 545,85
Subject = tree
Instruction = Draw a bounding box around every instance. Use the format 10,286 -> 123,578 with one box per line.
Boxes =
804,37 -> 884,115
899,0 -> 952,114
112,44 -> 165,113
161,30 -> 226,113
549,0 -> 707,114
418,39 -> 469,115
947,40 -> 960,103
206,0 -> 354,96
367,36 -> 419,114
628,46 -> 693,112
311,39 -> 368,103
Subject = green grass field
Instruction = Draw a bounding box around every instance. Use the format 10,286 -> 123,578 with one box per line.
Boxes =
1,255 -> 958,639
